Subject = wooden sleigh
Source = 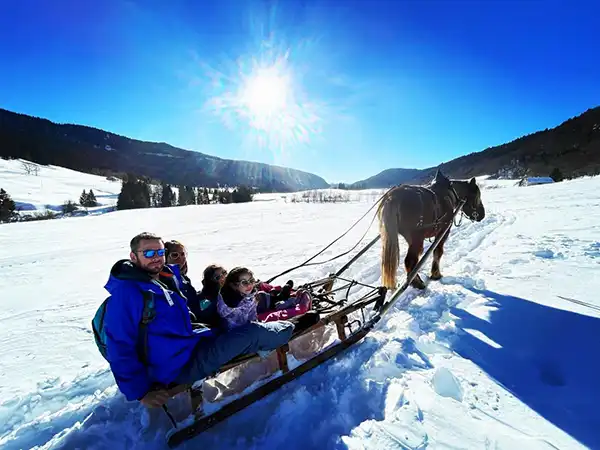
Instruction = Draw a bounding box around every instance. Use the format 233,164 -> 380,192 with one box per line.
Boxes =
161,199 -> 466,448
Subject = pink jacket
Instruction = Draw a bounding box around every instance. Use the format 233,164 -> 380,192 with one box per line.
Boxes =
257,289 -> 312,322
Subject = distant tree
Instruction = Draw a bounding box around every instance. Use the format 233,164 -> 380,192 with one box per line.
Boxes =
231,185 -> 254,203
117,179 -> 151,210
218,189 -> 233,204
79,189 -> 98,207
550,167 -> 564,182
0,188 -> 16,222
133,180 -> 151,208
79,189 -> 87,206
21,161 -> 39,176
62,200 -> 79,215
87,189 -> 98,206
117,182 -> 134,210
187,186 -> 197,205
197,187 -> 210,205
178,185 -> 196,206
160,182 -> 176,207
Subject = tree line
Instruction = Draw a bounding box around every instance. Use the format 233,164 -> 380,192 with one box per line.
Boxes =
0,180 -> 255,223
115,177 -> 255,210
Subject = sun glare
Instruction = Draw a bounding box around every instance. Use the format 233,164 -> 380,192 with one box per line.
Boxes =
240,67 -> 290,118
204,47 -> 325,160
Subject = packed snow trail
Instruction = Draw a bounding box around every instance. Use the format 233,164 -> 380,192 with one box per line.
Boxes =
1,173 -> 599,449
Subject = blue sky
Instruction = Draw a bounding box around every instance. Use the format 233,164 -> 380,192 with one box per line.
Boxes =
1,0 -> 599,183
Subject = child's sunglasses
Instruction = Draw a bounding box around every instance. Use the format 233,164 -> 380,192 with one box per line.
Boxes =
213,271 -> 227,281
140,249 -> 166,258
238,278 -> 256,286
168,251 -> 186,260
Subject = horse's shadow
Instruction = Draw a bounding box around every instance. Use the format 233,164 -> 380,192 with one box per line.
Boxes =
448,286 -> 600,449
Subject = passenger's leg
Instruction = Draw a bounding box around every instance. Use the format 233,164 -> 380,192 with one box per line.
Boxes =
175,321 -> 294,385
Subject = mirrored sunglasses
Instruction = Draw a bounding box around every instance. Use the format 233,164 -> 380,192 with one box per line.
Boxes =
238,278 -> 256,286
140,249 -> 166,258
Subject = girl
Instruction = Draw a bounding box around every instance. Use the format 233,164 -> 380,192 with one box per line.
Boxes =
217,267 -> 259,330
196,264 -> 227,328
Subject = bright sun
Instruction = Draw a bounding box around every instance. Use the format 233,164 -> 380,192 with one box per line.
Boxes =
204,49 -> 324,156
240,67 -> 290,118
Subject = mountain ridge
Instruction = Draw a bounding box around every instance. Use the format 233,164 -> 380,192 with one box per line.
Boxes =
350,105 -> 600,188
0,108 -> 329,192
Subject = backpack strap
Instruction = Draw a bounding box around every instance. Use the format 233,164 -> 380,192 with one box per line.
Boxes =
135,276 -> 184,366
137,289 -> 156,366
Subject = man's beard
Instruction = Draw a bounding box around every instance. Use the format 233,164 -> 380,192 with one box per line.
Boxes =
143,264 -> 163,275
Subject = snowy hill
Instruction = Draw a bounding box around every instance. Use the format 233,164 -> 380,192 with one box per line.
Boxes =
0,158 -> 122,215
350,105 -> 600,188
1,173 -> 599,450
0,108 -> 330,192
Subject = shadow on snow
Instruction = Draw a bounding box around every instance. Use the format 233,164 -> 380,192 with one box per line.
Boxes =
448,287 -> 600,449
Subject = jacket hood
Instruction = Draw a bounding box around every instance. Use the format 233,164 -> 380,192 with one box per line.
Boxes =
104,259 -> 180,295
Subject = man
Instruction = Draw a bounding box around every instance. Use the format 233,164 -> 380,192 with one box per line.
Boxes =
103,232 -> 295,408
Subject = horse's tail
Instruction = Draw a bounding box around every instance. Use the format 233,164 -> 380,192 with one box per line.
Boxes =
377,195 -> 400,289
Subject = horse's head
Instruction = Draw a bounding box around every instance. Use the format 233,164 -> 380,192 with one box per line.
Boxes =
458,177 -> 485,222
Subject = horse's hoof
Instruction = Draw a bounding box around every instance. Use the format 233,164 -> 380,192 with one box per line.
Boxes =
410,276 -> 426,290
429,273 -> 442,281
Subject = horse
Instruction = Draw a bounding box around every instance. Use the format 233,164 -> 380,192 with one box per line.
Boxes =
377,170 -> 485,290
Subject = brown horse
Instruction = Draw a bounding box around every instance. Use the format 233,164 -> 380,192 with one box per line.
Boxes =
377,170 -> 485,290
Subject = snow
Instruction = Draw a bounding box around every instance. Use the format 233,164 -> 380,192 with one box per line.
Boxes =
431,367 -> 464,401
1,167 -> 600,450
0,158 -> 121,215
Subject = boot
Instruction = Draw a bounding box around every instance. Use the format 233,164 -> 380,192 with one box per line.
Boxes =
290,311 -> 320,337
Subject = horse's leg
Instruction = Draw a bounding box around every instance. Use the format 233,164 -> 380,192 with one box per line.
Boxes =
430,230 -> 450,280
405,236 -> 426,290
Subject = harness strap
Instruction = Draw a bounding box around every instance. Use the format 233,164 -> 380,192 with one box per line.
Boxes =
415,186 -> 445,230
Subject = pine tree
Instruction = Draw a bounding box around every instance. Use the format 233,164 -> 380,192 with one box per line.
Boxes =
62,200 -> 78,214
117,181 -> 135,210
79,189 -> 88,206
231,185 -> 254,203
79,189 -> 98,207
132,180 -> 151,208
117,179 -> 150,210
199,187 -> 210,204
550,167 -> 564,182
0,188 -> 16,222
87,189 -> 98,206
160,182 -> 175,207
187,186 -> 197,205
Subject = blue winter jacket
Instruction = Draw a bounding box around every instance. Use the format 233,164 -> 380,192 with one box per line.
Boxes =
103,259 -> 214,401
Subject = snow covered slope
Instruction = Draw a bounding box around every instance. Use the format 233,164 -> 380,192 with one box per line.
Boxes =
1,175 -> 599,450
0,158 -> 121,214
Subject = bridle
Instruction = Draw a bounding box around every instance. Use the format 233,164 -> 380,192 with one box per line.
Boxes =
449,181 -> 480,225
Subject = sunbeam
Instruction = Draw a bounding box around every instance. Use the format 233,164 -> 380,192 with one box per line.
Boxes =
203,39 -> 326,162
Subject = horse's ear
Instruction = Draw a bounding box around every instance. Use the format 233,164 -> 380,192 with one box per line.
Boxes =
470,177 -> 476,186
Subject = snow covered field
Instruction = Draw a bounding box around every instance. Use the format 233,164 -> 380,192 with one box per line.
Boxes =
0,158 -> 121,215
1,170 -> 599,450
